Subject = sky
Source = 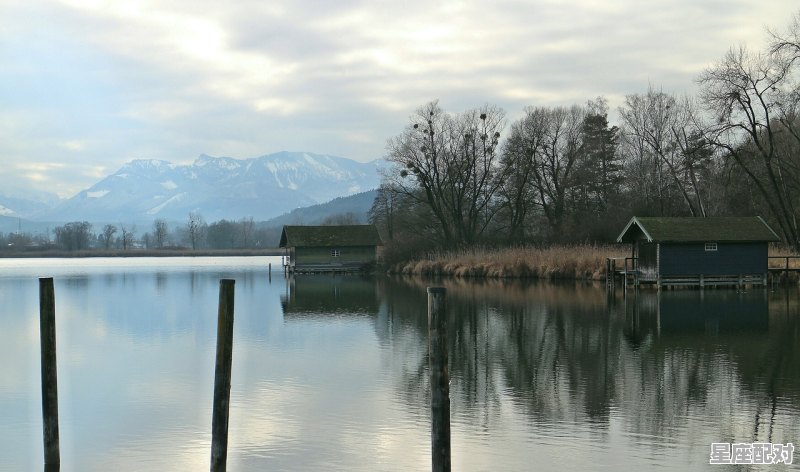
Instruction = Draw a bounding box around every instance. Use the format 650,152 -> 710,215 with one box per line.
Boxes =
0,0 -> 797,198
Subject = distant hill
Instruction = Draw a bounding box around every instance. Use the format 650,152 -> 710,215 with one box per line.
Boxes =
262,189 -> 378,227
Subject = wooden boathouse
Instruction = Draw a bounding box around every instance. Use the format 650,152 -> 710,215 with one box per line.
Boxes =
279,225 -> 383,273
615,216 -> 780,287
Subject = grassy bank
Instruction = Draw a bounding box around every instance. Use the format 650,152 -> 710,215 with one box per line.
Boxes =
0,248 -> 283,258
389,244 -> 800,280
388,245 -> 627,280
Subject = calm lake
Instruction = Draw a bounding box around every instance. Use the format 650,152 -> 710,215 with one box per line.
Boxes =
0,257 -> 798,471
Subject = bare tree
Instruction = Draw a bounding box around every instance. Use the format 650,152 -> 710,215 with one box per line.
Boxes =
769,11 -> 800,178
368,184 -> 440,263
153,219 -> 168,248
187,212 -> 205,250
498,107 -> 549,241
102,224 -> 117,250
769,10 -> 800,61
369,183 -> 400,242
503,105 -> 585,236
240,217 -> 255,248
207,219 -> 236,249
55,221 -> 92,251
385,100 -> 506,246
698,44 -> 800,248
619,87 -> 709,217
119,224 -> 136,250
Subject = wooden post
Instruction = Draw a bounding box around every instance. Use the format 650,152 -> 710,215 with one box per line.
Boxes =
211,280 -> 236,472
268,263 -> 272,283
786,257 -> 790,285
427,287 -> 450,472
623,258 -> 628,286
39,278 -> 60,467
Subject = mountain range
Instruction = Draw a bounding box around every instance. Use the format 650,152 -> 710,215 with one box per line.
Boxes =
0,185 -> 61,219
2,152 -> 383,226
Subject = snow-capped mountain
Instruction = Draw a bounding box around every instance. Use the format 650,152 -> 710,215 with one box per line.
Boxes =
42,152 -> 382,223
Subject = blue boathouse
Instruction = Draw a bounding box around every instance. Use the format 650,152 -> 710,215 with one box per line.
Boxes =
616,216 -> 781,287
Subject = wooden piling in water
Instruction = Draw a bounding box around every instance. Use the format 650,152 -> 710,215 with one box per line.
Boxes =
210,279 -> 235,472
39,277 -> 60,467
427,287 -> 450,472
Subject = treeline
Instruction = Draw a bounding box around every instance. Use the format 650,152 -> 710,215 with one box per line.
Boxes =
370,12 -> 800,262
1,204 -> 369,254
0,231 -> 53,251
0,215 -> 282,252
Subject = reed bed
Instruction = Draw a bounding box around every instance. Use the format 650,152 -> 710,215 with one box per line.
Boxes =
389,244 -> 628,280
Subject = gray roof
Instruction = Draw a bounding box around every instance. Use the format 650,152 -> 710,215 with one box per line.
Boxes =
616,216 -> 781,243
279,225 -> 383,248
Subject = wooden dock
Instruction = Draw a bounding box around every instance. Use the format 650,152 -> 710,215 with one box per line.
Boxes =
606,256 -> 800,288
283,263 -> 373,274
605,257 -> 637,287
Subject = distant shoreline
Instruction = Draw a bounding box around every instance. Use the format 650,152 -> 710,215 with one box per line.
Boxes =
0,248 -> 284,258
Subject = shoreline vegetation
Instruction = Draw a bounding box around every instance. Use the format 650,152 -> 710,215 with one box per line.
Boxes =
0,248 -> 284,258
387,245 -> 627,280
387,244 -> 800,280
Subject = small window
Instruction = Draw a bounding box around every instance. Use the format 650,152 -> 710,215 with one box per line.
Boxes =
704,242 -> 717,252
331,249 -> 341,257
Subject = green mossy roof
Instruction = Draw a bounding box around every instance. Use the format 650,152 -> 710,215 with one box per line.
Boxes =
279,225 -> 383,248
616,216 -> 781,243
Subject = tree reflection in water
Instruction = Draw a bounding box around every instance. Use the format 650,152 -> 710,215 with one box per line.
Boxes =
282,275 -> 800,453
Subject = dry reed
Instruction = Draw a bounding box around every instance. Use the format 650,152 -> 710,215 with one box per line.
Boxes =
389,244 -> 628,280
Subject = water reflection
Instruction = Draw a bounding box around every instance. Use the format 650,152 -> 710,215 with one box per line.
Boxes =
409,278 -> 794,462
280,275 -> 379,319
283,275 -> 800,458
625,289 -> 769,340
1,260 -> 799,471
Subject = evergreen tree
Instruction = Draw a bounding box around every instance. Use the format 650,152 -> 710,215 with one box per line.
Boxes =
577,107 -> 622,212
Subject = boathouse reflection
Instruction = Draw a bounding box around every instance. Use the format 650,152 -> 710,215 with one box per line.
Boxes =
623,289 -> 769,342
280,274 -> 380,319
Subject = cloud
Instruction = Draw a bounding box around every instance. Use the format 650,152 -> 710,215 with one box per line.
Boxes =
60,140 -> 89,151
0,0 -> 796,197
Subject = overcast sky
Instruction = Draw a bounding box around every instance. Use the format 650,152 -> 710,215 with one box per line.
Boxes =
1,0 -> 796,198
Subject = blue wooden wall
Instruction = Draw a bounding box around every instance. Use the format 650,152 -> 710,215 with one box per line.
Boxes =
659,243 -> 767,276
